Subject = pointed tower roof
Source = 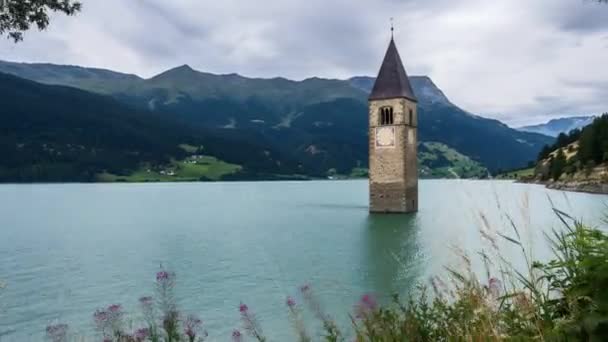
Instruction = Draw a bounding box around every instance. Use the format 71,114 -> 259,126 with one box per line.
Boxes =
369,39 -> 417,102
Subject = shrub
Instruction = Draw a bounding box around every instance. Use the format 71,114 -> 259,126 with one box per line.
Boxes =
346,209 -> 608,341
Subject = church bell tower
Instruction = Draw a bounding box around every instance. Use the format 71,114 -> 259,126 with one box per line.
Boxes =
368,36 -> 418,213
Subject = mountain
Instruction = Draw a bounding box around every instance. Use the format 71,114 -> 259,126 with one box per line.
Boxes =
350,76 -> 452,106
0,72 -> 301,182
518,116 -> 595,137
0,72 -> 184,181
350,76 -> 554,171
0,60 -> 554,173
0,61 -> 143,94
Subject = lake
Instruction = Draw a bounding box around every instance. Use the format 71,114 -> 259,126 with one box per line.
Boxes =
0,180 -> 606,341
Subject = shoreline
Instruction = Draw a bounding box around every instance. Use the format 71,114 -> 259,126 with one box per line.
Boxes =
0,178 -> 502,185
519,179 -> 608,195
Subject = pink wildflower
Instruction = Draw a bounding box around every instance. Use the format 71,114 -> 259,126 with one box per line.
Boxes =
156,271 -> 170,281
155,269 -> 177,315
361,294 -> 377,310
107,304 -> 122,313
286,296 -> 296,308
46,324 -> 68,342
94,304 -> 124,337
355,294 -> 377,318
232,329 -> 243,342
93,309 -> 109,328
286,294 -> 311,342
300,284 -> 330,322
239,302 -> 265,340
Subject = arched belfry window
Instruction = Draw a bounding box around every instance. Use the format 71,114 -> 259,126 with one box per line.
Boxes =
409,109 -> 414,126
379,107 -> 394,125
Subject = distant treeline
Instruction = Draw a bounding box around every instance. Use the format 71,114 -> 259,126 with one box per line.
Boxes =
537,113 -> 608,180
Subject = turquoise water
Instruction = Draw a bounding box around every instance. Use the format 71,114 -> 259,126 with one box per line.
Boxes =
0,180 -> 606,341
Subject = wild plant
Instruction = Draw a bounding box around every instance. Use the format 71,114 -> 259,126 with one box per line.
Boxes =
238,302 -> 266,341
340,207 -> 608,341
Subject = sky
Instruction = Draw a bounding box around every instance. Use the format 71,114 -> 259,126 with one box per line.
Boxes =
1,0 -> 607,126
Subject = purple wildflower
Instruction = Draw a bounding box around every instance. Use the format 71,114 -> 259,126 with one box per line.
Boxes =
156,269 -> 177,316
286,296 -> 296,308
239,302 -> 265,341
134,327 -> 150,341
107,304 -> 122,313
300,284 -> 328,321
183,314 -> 204,340
156,270 -> 170,281
93,309 -> 109,329
361,294 -> 377,310
298,284 -> 338,338
94,304 -> 124,338
94,309 -> 108,321
286,294 -> 311,342
106,304 -> 124,324
46,323 -> 68,342
232,329 -> 243,342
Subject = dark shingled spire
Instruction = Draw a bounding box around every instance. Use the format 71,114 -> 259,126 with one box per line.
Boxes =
369,38 -> 417,102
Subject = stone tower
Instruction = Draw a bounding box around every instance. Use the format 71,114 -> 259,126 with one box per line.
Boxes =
368,37 -> 418,213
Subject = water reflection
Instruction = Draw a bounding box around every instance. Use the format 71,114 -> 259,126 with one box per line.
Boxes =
360,213 -> 425,301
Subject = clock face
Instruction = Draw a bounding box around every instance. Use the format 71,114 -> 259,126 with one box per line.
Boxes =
375,127 -> 395,147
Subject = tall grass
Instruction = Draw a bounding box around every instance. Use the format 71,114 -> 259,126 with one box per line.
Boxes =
344,208 -> 608,341
43,210 -> 608,341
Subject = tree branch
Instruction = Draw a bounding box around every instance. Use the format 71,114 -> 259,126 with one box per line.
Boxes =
0,0 -> 82,42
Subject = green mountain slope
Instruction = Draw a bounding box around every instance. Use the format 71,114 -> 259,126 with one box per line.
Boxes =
0,61 -> 143,93
0,60 -> 554,174
0,72 -> 301,182
419,142 -> 488,178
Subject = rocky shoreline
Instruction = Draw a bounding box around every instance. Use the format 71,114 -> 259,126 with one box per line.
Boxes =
546,181 -> 608,195
520,179 -> 608,195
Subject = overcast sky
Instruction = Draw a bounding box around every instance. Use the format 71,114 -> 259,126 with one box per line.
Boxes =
1,0 -> 607,126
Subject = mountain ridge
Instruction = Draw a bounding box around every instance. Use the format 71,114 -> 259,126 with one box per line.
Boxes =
0,71 -> 306,181
0,60 -> 554,173
518,116 -> 595,137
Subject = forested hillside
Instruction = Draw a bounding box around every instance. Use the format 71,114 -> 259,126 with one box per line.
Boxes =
0,73 -> 301,182
0,60 -> 554,174
534,114 -> 608,181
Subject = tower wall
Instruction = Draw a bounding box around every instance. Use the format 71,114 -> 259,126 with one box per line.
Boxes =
369,98 -> 418,213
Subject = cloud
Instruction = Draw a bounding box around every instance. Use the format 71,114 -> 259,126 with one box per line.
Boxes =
549,0 -> 608,32
0,0 -> 606,125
